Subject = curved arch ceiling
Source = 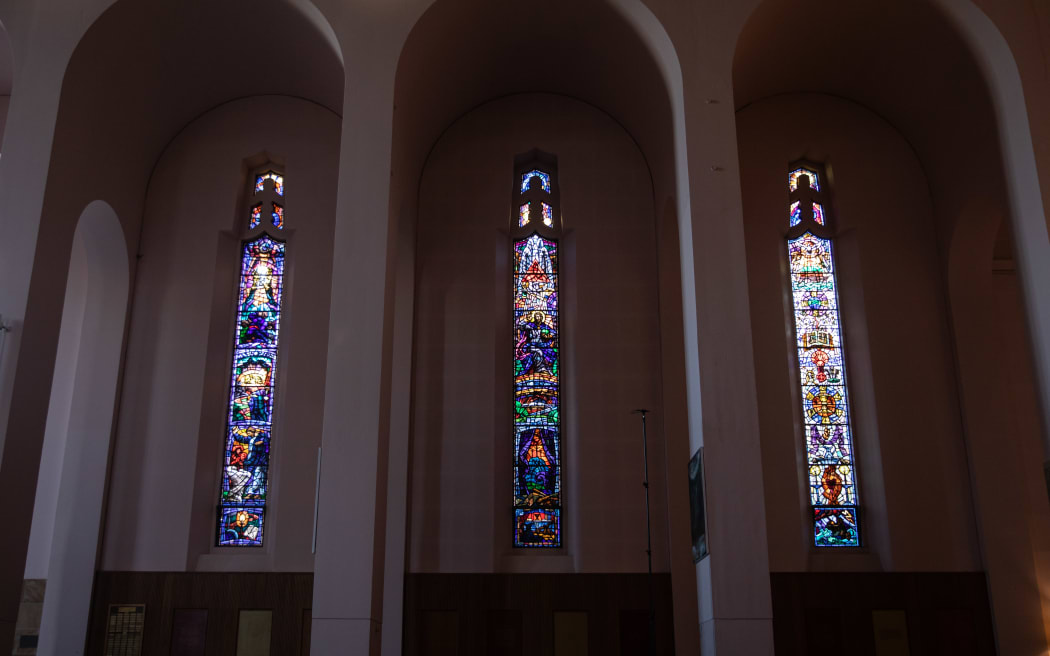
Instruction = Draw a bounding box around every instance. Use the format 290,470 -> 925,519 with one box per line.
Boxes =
734,0 -> 1005,241
394,0 -> 676,191
52,0 -> 343,208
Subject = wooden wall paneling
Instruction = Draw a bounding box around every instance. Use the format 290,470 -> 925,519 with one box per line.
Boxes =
170,608 -> 207,656
403,573 -> 674,656
769,572 -> 995,656
86,572 -> 312,655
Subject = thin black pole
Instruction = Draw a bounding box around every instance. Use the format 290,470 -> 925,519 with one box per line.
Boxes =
633,408 -> 655,656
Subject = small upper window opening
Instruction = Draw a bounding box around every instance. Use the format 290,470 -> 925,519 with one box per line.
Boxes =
250,204 -> 263,230
789,168 -> 820,192
519,201 -> 555,228
255,171 -> 285,196
789,201 -> 826,227
521,170 -> 551,193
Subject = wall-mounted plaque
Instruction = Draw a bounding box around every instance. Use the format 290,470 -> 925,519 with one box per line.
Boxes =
689,447 -> 709,562
104,604 -> 145,656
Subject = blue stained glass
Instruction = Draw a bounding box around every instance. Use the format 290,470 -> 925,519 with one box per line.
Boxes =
789,200 -> 825,227
812,203 -> 825,225
788,190 -> 859,547
250,204 -> 262,230
219,507 -> 265,547
513,234 -> 561,547
521,170 -> 551,193
272,203 -> 284,229
255,171 -> 284,196
814,507 -> 858,547
515,509 -> 560,548
218,234 -> 285,546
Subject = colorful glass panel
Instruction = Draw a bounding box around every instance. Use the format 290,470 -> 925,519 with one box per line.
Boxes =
788,230 -> 859,547
790,201 -> 826,227
541,202 -> 553,227
272,203 -> 284,229
519,203 -> 530,227
513,233 -> 561,547
789,167 -> 820,192
255,172 -> 284,196
250,204 -> 262,230
812,203 -> 825,226
521,170 -> 551,193
218,235 -> 285,546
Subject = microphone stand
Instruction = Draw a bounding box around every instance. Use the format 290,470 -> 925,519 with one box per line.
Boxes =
633,409 -> 655,656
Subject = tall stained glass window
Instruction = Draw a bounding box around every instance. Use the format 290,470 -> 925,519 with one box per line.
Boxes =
787,164 -> 860,547
217,170 -> 288,546
513,157 -> 562,547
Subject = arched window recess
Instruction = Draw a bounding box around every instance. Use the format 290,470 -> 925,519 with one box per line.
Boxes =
785,160 -> 861,548
216,165 -> 290,547
511,150 -> 563,548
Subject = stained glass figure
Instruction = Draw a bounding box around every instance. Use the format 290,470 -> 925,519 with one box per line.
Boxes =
250,204 -> 262,230
521,169 -> 551,193
272,203 -> 284,229
513,233 -> 561,547
255,171 -> 284,196
787,166 -> 859,547
789,167 -> 820,192
519,203 -> 531,227
541,203 -> 553,227
218,233 -> 285,546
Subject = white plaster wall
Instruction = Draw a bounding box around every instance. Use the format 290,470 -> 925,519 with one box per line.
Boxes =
23,235 -> 87,579
408,93 -> 670,574
0,96 -> 9,153
99,95 -> 340,572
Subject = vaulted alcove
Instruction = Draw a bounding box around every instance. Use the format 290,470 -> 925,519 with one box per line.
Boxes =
0,0 -> 345,652
734,0 -> 1050,651
389,2 -> 697,653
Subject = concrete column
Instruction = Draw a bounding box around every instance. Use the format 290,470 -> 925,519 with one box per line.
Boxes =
36,202 -> 128,656
677,60 -> 775,656
0,11 -> 81,648
309,52 -> 400,656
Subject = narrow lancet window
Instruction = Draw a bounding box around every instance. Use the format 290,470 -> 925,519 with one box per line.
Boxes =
217,169 -> 288,546
513,155 -> 562,547
787,163 -> 860,547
